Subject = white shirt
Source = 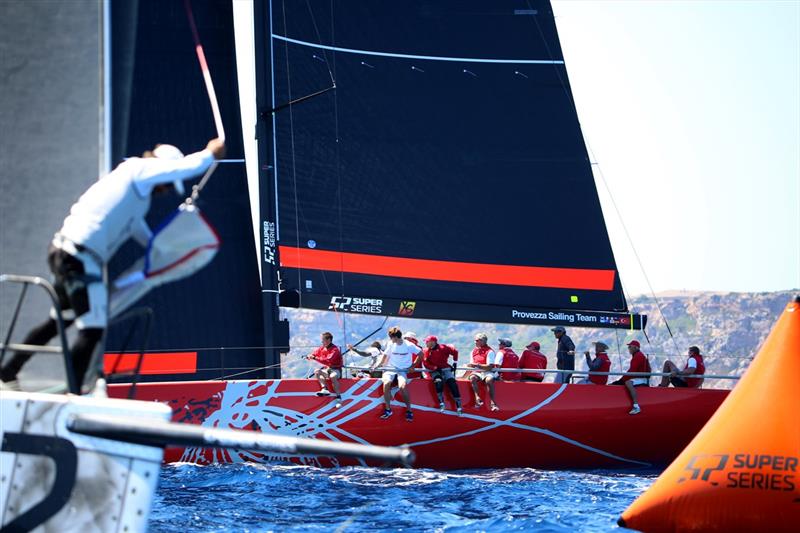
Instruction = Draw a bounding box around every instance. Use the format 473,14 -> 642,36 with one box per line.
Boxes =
489,350 -> 503,367
383,340 -> 421,370
359,346 -> 381,366
686,358 -> 697,369
59,150 -> 214,261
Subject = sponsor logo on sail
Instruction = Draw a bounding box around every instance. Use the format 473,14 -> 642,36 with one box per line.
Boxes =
262,220 -> 276,265
678,453 -> 798,492
398,301 -> 416,316
511,310 -> 602,324
328,296 -> 383,314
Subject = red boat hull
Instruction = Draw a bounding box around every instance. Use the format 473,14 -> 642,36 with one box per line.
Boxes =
108,379 -> 727,469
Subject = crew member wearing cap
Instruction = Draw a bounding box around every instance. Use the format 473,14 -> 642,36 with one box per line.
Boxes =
0,138 -> 225,392
519,341 -> 548,382
578,342 -> 612,385
496,338 -> 520,381
403,331 -> 424,379
551,326 -> 576,384
467,333 -> 501,411
421,335 -> 462,414
611,340 -> 651,415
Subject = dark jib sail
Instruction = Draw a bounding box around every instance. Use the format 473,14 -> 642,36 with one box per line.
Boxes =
254,1 -> 645,330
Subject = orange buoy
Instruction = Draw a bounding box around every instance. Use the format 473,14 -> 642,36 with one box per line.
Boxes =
619,297 -> 800,532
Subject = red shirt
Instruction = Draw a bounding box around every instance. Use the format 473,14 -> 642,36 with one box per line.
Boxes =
589,352 -> 611,385
312,344 -> 342,368
519,349 -> 547,380
471,345 -> 493,365
620,350 -> 650,383
684,354 -> 706,388
422,344 -> 459,370
499,347 -> 521,381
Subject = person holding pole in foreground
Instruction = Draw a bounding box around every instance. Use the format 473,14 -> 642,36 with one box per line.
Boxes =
0,139 -> 226,392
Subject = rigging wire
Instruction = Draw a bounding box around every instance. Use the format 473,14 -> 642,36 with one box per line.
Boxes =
524,1 -> 681,360
182,0 -> 226,203
279,0 -> 348,332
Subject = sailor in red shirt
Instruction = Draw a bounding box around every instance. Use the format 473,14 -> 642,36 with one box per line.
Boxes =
659,346 -> 706,388
422,335 -> 462,415
611,340 -> 651,415
578,342 -> 611,385
306,331 -> 343,399
497,338 -> 521,381
519,341 -> 548,382
467,332 -> 501,411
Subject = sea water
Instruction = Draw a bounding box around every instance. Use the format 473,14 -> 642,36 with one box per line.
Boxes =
150,464 -> 655,532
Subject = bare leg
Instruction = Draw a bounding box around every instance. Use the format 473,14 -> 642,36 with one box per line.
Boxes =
330,373 -> 340,396
383,381 -> 393,409
659,361 -> 679,387
625,381 -> 639,407
314,369 -> 327,391
400,385 -> 411,411
486,375 -> 499,410
470,375 -> 482,404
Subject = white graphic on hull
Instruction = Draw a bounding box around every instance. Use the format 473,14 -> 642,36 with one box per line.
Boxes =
179,380 -> 649,467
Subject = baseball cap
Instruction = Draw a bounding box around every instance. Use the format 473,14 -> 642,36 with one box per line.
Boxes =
627,340 -> 641,348
403,331 -> 418,340
424,335 -> 438,343
593,341 -> 609,352
551,326 -> 566,333
526,341 -> 541,350
474,333 -> 488,342
153,144 -> 186,195
498,338 -> 512,347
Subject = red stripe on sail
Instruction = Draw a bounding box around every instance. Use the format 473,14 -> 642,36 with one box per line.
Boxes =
278,246 -> 616,290
104,352 -> 198,375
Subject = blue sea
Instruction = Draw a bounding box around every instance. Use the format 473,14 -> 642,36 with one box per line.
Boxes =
150,464 -> 656,532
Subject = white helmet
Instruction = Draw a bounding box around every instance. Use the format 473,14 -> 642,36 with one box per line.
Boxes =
152,144 -> 186,194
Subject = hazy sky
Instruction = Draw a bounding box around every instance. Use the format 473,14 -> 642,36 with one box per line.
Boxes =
551,0 -> 799,295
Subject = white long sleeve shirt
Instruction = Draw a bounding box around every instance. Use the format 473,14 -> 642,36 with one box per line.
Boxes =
58,149 -> 214,262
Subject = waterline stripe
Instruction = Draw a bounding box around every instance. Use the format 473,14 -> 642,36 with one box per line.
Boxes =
272,34 -> 564,65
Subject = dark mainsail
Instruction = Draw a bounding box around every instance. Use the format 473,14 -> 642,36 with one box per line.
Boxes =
252,1 -> 645,329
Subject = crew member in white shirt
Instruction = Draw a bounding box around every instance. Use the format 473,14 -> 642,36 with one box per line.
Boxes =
372,326 -> 421,422
0,138 -> 225,392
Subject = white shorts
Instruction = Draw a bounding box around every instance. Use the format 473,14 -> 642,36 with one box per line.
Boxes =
382,371 -> 408,387
469,371 -> 496,381
316,367 -> 340,379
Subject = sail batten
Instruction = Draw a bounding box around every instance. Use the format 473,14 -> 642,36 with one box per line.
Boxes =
271,34 -> 566,65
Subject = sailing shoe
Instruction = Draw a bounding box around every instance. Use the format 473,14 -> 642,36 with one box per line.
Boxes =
316,388 -> 331,397
406,410 -> 414,422
334,395 -> 342,408
379,408 -> 392,419
629,405 -> 641,415
457,407 -> 463,417
439,402 -> 446,413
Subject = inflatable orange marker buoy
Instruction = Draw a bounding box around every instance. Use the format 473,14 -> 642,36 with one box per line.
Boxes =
619,297 -> 800,532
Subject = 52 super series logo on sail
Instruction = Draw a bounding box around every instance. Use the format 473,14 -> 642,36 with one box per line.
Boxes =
329,296 -> 383,314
